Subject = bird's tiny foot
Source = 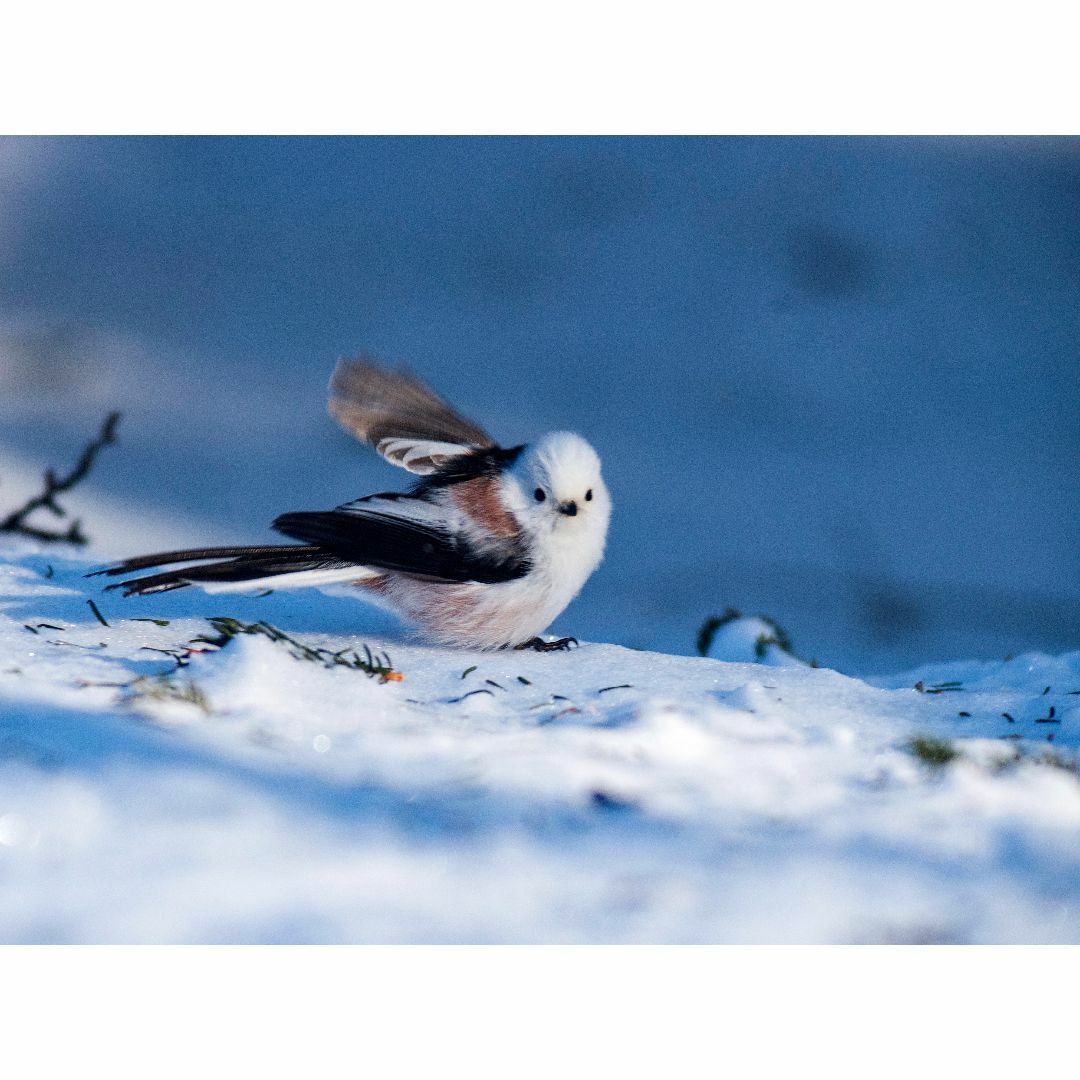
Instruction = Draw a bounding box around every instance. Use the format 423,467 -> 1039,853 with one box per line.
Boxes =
516,636 -> 579,652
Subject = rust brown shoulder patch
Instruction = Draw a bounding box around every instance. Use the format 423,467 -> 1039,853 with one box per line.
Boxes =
450,477 -> 521,539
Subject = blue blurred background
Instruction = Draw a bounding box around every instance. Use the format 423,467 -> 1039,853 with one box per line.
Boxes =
1,136 -> 1077,672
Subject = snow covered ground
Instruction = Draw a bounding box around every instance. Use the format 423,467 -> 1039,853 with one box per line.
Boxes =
2,541 -> 1078,943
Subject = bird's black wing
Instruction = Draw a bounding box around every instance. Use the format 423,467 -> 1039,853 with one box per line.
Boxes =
328,357 -> 496,474
272,497 -> 530,584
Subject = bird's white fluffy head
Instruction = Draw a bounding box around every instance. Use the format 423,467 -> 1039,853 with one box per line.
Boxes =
502,431 -> 610,562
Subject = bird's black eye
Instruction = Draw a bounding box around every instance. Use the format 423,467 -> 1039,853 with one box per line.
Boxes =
534,488 -> 546,503
585,489 -> 593,502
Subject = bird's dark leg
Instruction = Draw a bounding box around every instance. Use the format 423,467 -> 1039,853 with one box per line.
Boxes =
515,636 -> 579,652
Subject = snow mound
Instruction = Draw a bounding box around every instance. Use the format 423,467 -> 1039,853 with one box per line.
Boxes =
2,545 -> 1079,943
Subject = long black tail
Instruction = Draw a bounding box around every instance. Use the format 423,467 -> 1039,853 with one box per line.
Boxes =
87,544 -> 349,597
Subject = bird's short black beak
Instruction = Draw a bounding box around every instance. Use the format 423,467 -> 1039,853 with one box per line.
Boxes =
558,500 -> 578,517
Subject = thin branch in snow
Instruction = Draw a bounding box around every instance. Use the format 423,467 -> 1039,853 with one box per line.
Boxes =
0,412 -> 121,545
695,608 -> 742,657
191,616 -> 404,682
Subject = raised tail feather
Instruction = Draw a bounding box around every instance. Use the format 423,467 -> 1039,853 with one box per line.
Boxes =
88,544 -> 351,597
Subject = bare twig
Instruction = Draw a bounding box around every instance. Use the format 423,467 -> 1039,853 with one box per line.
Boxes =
190,616 -> 404,682
0,412 -> 120,545
696,608 -> 742,657
86,598 -> 110,627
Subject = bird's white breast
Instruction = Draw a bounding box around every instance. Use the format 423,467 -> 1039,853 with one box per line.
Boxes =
379,508 -> 606,649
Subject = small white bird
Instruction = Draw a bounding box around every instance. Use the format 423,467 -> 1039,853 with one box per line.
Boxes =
94,358 -> 611,651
